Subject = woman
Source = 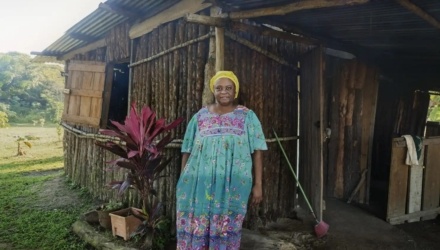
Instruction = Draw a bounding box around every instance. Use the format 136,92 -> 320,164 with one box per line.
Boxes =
176,71 -> 267,249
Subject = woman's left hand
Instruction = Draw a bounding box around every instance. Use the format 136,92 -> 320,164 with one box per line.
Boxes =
251,184 -> 263,206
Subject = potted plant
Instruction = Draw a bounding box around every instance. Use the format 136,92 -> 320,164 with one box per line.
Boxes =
96,103 -> 183,248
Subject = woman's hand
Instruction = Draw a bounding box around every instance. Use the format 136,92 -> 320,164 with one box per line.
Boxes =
251,184 -> 263,206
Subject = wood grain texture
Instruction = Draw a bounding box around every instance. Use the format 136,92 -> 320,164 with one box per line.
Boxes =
422,144 -> 440,220
387,141 -> 409,224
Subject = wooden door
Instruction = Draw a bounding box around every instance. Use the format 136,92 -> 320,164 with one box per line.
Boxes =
299,47 -> 325,221
62,60 -> 107,127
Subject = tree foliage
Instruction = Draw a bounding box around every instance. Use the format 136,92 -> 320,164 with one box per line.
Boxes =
0,52 -> 64,124
0,111 -> 8,128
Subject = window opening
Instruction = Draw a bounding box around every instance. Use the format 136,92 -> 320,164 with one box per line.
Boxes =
107,63 -> 129,126
425,91 -> 440,137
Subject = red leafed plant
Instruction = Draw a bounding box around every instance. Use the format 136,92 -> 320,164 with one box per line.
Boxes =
96,103 -> 183,212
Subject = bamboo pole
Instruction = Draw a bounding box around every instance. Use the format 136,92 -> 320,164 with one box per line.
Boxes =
225,31 -> 297,69
128,33 -> 212,68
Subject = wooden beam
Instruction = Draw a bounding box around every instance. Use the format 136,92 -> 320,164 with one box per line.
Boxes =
129,0 -> 211,39
30,51 -> 62,57
225,31 -> 297,69
215,27 -> 224,71
185,13 -> 318,45
98,2 -> 141,19
396,0 -> 440,30
229,0 -> 369,19
230,22 -> 318,45
61,39 -> 106,60
388,207 -> 440,225
184,13 -> 226,26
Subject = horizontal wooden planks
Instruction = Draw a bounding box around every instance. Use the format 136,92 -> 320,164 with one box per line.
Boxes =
63,60 -> 106,127
387,137 -> 440,224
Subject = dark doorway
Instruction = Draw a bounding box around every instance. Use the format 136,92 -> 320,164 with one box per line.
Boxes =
107,62 -> 129,126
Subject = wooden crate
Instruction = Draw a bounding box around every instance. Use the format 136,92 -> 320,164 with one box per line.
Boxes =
109,207 -> 143,240
387,137 -> 440,224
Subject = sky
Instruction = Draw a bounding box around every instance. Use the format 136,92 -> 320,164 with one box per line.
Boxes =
0,0 -> 103,54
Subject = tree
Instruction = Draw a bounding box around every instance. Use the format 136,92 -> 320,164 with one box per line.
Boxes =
0,52 -> 64,123
427,95 -> 440,122
0,111 -> 8,128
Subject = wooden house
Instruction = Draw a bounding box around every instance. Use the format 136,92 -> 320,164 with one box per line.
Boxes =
35,0 -> 440,226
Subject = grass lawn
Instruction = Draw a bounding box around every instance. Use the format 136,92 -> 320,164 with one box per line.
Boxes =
0,125 -> 95,249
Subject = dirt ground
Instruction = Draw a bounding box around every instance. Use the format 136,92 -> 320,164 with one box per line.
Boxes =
323,198 -> 440,250
32,173 -> 440,250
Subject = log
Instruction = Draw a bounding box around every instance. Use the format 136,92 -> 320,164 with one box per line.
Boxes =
215,27 -> 225,71
396,0 -> 440,30
129,33 -> 211,68
185,13 -> 317,45
202,7 -> 219,106
72,220 -> 138,250
129,0 -> 211,39
229,0 -> 369,20
225,31 -> 297,69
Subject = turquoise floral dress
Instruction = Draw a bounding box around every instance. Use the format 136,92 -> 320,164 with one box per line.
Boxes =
176,107 -> 267,250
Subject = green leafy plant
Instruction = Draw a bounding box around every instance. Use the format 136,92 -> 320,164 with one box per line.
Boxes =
0,111 -> 8,128
95,103 -> 183,247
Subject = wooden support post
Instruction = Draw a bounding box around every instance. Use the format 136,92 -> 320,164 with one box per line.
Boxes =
202,7 -> 220,106
396,0 -> 440,30
318,45 -> 325,218
215,27 -> 224,72
228,0 -> 369,20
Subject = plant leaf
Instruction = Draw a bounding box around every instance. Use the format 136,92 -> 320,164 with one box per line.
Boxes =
155,133 -> 172,151
127,150 -> 139,159
118,177 -> 132,196
95,141 -> 128,158
153,158 -> 173,177
116,161 -> 137,170
147,118 -> 166,143
164,117 -> 184,131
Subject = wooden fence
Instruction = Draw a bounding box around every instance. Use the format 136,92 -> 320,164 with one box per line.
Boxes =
387,137 -> 440,224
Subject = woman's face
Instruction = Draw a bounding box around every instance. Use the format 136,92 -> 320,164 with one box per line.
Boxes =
214,78 -> 235,106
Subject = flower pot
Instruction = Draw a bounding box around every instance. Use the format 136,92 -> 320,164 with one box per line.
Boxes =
109,207 -> 143,241
97,209 -> 116,230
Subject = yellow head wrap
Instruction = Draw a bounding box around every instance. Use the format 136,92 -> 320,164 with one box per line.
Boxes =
210,71 -> 239,98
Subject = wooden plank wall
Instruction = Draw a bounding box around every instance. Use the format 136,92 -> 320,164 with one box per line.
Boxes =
64,18 -> 309,226
299,48 -> 324,220
326,58 -> 379,202
387,137 -> 440,224
224,30 -> 306,226
105,22 -> 130,63
130,20 -> 210,223
425,121 -> 440,137
371,82 -> 430,208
